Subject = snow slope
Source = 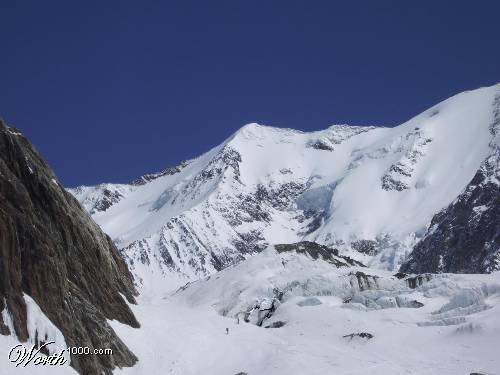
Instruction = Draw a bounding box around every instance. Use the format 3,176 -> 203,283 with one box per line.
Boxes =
0,295 -> 74,375
109,245 -> 500,375
3,245 -> 499,375
70,83 -> 500,294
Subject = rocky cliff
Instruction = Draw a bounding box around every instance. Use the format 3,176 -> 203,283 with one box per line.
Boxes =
400,149 -> 500,274
401,91 -> 500,274
0,120 -> 139,374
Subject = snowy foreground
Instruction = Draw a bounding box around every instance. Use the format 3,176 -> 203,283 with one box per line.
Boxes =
110,247 -> 500,375
4,245 -> 498,374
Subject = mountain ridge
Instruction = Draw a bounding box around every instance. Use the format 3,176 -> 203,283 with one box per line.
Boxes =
70,84 -> 500,295
0,120 -> 139,374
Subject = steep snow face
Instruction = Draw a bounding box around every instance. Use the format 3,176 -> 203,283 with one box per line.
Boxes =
313,85 -> 500,269
70,84 -> 500,293
401,92 -> 500,274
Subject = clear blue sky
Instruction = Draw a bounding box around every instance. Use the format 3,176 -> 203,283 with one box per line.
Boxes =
1,1 -> 499,187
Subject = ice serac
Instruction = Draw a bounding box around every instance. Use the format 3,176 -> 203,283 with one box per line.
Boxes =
70,84 -> 500,292
0,120 -> 139,374
173,242 -> 498,328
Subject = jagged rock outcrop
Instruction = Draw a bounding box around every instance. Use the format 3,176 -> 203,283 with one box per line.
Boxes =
305,124 -> 375,151
73,162 -> 192,215
275,241 -> 365,268
351,239 -> 378,256
131,160 -> 190,186
401,90 -> 500,274
401,150 -> 500,274
381,127 -> 433,191
0,120 -> 139,374
342,332 -> 374,340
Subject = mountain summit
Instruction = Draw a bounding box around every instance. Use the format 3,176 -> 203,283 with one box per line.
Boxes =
70,84 -> 500,294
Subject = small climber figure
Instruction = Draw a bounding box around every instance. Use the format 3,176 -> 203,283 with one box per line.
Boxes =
226,327 -> 229,335
281,258 -> 286,268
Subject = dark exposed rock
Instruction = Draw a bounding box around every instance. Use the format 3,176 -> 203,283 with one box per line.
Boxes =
307,139 -> 334,151
256,181 -> 305,211
279,168 -> 292,175
352,235 -> 404,259
93,188 -> 123,212
403,299 -> 424,308
393,272 -> 408,279
306,125 -> 375,152
68,184 -> 128,215
157,236 -> 176,268
403,96 -> 500,274
221,191 -> 271,226
295,207 -> 329,236
265,321 -> 286,328
405,274 -> 433,289
0,121 -> 139,374
131,160 -> 190,186
389,162 -> 412,177
343,332 -> 373,340
70,185 -> 125,214
381,127 -> 432,191
349,271 -> 379,291
232,230 -> 268,255
351,239 -> 378,256
381,174 -> 409,191
275,241 -> 365,268
180,146 -> 242,200
393,272 -> 433,289
401,149 -> 500,274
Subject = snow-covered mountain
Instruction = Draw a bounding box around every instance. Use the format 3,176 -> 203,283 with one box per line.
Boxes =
2,84 -> 500,375
70,83 -> 500,294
